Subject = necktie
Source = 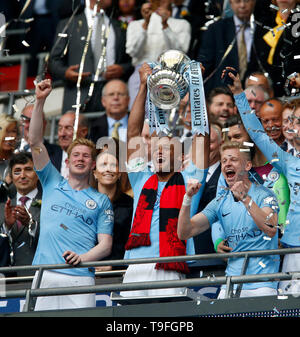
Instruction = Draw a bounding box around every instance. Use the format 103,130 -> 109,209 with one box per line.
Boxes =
238,23 -> 248,80
93,12 -> 105,72
175,5 -> 182,18
17,196 -> 29,230
111,121 -> 121,140
23,144 -> 30,152
263,11 -> 285,65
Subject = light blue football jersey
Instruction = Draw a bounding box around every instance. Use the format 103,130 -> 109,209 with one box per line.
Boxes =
235,92 -> 300,247
203,182 -> 280,290
124,159 -> 207,260
33,161 -> 114,277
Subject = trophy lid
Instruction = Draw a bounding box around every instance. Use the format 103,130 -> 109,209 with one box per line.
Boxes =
157,50 -> 191,73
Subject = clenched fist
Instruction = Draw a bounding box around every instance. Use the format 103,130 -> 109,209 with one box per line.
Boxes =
35,79 -> 52,100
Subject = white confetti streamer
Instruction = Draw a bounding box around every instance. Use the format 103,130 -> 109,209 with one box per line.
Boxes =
24,18 -> 34,23
243,141 -> 254,147
22,40 -> 30,47
259,261 -> 266,268
249,76 -> 258,82
277,295 -> 288,300
12,104 -> 19,113
270,4 -> 279,10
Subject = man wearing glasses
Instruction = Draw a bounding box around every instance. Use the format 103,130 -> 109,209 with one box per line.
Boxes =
18,104 -> 61,172
89,79 -> 130,144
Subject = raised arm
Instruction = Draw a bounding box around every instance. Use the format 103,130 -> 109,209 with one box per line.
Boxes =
222,67 -> 289,176
127,63 -> 152,161
28,79 -> 52,170
178,180 -> 211,240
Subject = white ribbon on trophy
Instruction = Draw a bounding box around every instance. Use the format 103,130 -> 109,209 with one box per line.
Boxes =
184,60 -> 209,135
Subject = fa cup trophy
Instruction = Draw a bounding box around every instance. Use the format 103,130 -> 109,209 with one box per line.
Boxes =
148,50 -> 191,110
147,50 -> 209,136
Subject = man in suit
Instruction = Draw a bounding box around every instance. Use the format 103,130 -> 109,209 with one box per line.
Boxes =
0,152 -> 41,276
18,0 -> 62,76
171,0 -> 191,19
185,0 -> 224,58
89,79 -> 130,145
19,104 -> 62,172
193,120 -> 223,254
57,111 -> 89,178
197,0 -> 258,94
48,0 -> 133,113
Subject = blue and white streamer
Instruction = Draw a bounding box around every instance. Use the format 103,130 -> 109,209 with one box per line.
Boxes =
146,60 -> 209,136
184,61 -> 209,135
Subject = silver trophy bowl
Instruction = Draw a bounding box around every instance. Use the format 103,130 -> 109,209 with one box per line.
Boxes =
148,50 -> 191,109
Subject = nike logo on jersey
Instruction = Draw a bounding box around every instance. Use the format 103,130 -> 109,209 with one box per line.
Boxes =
222,212 -> 230,217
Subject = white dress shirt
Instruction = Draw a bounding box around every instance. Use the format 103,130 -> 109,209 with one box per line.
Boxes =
206,161 -> 220,182
107,114 -> 128,143
19,139 -> 31,152
171,0 -> 190,18
60,150 -> 69,179
16,188 -> 38,209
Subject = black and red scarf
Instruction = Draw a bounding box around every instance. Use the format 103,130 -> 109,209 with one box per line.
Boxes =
125,172 -> 190,274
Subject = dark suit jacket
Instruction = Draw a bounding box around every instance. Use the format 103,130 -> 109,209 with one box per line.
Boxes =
48,11 -> 134,113
103,192 -> 133,265
89,114 -> 109,144
193,163 -> 221,255
251,6 -> 300,97
197,16 -> 259,95
1,141 -> 62,203
89,111 -> 131,147
187,0 -> 223,58
0,0 -> 61,56
0,188 -> 42,276
44,140 -> 63,172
